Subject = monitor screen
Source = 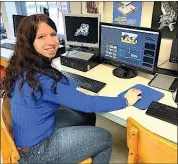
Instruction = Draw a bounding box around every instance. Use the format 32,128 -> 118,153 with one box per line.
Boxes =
63,14 -> 100,48
13,15 -> 27,37
100,23 -> 161,74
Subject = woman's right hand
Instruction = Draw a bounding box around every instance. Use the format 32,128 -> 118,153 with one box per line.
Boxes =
124,88 -> 142,106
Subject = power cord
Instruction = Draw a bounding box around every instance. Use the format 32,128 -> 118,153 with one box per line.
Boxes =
157,59 -> 169,67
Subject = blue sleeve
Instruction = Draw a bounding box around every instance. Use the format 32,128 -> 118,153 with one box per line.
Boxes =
41,76 -> 127,113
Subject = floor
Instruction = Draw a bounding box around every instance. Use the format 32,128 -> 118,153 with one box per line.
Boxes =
96,114 -> 128,163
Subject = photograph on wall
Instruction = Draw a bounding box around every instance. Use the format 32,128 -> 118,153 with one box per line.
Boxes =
113,1 -> 143,26
151,2 -> 178,39
82,2 -> 104,21
86,1 -> 98,14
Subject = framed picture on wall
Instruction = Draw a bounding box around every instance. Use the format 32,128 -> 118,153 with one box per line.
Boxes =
151,2 -> 178,39
82,2 -> 104,21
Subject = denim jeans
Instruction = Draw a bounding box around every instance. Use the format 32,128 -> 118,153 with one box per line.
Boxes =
19,108 -> 113,164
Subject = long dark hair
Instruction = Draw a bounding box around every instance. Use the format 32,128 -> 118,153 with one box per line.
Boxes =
2,14 -> 64,99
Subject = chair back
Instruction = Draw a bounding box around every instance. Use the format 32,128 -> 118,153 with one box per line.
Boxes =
1,97 -> 20,163
127,117 -> 177,163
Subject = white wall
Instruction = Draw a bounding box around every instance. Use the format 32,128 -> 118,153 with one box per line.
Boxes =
102,2 -> 177,70
70,2 -> 82,14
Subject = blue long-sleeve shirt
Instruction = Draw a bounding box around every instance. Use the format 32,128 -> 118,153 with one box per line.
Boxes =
10,74 -> 127,148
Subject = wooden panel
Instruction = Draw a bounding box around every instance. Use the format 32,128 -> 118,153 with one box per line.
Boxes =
127,117 -> 177,163
1,97 -> 20,163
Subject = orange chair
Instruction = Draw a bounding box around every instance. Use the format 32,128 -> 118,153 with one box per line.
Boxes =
0,97 -> 92,164
127,117 -> 177,163
0,57 -> 8,80
0,65 -> 6,79
1,97 -> 20,163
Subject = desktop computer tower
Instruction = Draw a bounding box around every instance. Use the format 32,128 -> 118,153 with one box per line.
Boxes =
60,51 -> 100,72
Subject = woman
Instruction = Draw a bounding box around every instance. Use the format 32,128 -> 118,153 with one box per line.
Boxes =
2,14 -> 142,164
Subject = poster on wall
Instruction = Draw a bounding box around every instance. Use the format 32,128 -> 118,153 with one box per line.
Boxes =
151,2 -> 178,39
113,1 -> 143,26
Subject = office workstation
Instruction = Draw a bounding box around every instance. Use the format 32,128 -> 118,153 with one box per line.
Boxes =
0,2 -> 178,163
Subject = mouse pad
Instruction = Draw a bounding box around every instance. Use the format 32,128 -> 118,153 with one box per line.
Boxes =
117,84 -> 164,110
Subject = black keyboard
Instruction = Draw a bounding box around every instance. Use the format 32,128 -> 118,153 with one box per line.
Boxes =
62,71 -> 106,93
156,67 -> 178,77
0,43 -> 15,50
146,101 -> 178,125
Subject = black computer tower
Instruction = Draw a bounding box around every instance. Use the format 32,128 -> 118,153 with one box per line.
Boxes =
60,55 -> 100,72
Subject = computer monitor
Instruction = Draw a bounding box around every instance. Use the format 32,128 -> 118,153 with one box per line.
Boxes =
63,13 -> 100,48
13,15 -> 27,37
100,22 -> 161,79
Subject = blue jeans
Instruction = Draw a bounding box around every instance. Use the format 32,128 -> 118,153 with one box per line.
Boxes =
19,108 -> 113,164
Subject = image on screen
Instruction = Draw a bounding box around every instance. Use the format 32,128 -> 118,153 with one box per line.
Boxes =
100,24 -> 160,73
121,32 -> 138,44
64,15 -> 99,46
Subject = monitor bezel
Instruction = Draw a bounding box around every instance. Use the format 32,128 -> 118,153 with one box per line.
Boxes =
12,14 -> 27,37
63,13 -> 100,48
99,22 -> 162,75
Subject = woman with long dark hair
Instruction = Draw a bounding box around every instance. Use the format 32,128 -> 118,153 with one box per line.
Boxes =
2,14 -> 142,164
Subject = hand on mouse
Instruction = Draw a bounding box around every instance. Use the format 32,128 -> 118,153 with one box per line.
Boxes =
124,88 -> 142,106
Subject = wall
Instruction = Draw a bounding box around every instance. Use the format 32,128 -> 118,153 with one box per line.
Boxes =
70,2 -> 82,14
102,2 -> 177,70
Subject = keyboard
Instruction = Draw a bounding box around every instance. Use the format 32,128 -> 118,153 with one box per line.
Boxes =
0,43 -> 15,50
62,71 -> 106,93
156,67 -> 178,77
146,101 -> 178,125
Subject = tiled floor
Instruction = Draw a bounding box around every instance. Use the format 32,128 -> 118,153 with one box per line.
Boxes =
96,114 -> 128,163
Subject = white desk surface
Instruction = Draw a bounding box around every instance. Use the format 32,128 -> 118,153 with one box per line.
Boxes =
1,44 -> 177,144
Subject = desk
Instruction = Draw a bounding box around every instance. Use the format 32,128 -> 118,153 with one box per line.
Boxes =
1,46 -> 177,144
53,57 -> 178,144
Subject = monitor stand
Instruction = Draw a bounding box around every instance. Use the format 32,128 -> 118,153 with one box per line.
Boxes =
112,66 -> 138,79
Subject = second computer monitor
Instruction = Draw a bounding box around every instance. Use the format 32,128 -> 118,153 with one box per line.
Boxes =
63,14 -> 100,48
13,15 -> 27,37
100,23 -> 161,78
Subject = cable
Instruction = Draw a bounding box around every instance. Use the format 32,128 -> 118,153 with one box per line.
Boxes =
158,59 -> 169,67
